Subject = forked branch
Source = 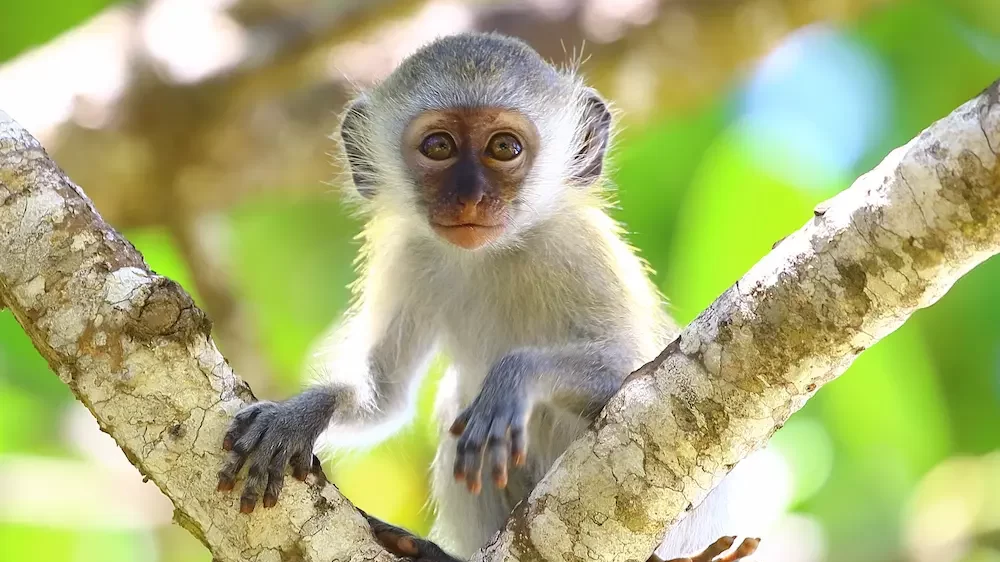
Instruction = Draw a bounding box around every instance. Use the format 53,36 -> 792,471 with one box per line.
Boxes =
0,78 -> 998,562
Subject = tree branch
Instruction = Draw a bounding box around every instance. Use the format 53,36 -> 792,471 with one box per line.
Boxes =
480,79 -> 1000,562
0,110 -> 393,562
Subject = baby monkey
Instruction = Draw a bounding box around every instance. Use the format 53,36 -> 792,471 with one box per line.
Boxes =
217,32 -> 759,562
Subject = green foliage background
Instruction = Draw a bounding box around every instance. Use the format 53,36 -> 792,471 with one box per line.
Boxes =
2,1 -> 1000,561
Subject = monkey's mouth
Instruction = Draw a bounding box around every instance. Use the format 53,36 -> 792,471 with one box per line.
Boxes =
431,222 -> 505,250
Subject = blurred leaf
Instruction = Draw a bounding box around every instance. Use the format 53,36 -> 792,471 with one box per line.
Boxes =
0,523 -> 154,562
0,313 -> 72,457
662,123 -> 837,323
818,320 -> 950,489
229,195 -> 361,391
330,426 -> 436,535
0,0 -> 118,63
327,358 -> 447,536
770,417 -> 835,507
851,0 -> 1000,174
0,383 -> 48,455
125,227 -> 202,306
0,311 -> 66,400
611,97 -> 730,286
0,523 -> 76,562
918,258 -> 1000,454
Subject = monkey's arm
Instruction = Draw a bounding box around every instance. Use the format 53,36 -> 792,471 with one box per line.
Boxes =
217,303 -> 436,512
450,342 -> 631,492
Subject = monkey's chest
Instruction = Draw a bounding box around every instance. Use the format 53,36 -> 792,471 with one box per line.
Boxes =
438,295 -> 571,359
432,285 -> 579,392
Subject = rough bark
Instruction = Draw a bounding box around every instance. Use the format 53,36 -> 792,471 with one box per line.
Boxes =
0,110 -> 392,562
478,80 -> 1000,562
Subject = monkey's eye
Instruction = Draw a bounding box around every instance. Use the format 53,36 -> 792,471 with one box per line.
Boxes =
419,133 -> 456,161
486,133 -> 522,162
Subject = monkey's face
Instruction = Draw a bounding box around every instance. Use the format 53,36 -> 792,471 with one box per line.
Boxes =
401,108 -> 539,250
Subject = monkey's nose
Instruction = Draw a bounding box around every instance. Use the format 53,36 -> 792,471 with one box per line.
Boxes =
456,189 -> 484,207
456,201 -> 481,223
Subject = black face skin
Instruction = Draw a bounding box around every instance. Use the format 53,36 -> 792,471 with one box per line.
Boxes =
401,107 -> 540,250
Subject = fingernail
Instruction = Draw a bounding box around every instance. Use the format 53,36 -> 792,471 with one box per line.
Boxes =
222,438 -> 232,451
240,498 -> 256,513
217,480 -> 233,492
263,494 -> 277,508
399,537 -> 418,556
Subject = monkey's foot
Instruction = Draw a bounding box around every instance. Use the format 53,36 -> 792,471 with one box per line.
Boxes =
364,512 -> 463,562
653,536 -> 760,562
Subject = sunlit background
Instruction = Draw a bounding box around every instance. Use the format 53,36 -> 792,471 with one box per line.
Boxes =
2,0 -> 1000,561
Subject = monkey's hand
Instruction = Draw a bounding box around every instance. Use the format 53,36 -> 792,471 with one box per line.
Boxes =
217,388 -> 336,512
448,373 -> 529,494
365,512 -> 464,562
655,536 -> 760,562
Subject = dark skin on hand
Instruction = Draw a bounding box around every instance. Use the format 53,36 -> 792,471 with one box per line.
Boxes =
216,424 -> 328,513
448,414 -> 526,494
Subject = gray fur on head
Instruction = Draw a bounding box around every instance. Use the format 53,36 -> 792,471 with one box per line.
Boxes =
337,32 -> 612,230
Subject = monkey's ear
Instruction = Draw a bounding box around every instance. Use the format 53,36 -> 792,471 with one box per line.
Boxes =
339,97 -> 377,199
571,90 -> 612,185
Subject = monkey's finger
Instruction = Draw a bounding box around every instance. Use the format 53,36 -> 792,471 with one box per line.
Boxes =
240,458 -> 270,514
217,450 -> 247,492
487,418 -> 512,488
449,410 -> 471,436
290,451 -> 311,481
228,415 -> 269,459
263,449 -> 290,508
310,454 -> 329,486
218,422 -> 269,492
457,420 -> 490,493
377,531 -> 419,558
714,538 -> 759,562
489,438 -> 509,488
454,437 -> 478,491
452,448 -> 467,482
367,517 -> 421,558
453,422 -> 478,480
464,443 -> 487,494
510,425 -> 527,467
222,406 -> 262,451
689,536 -> 736,562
